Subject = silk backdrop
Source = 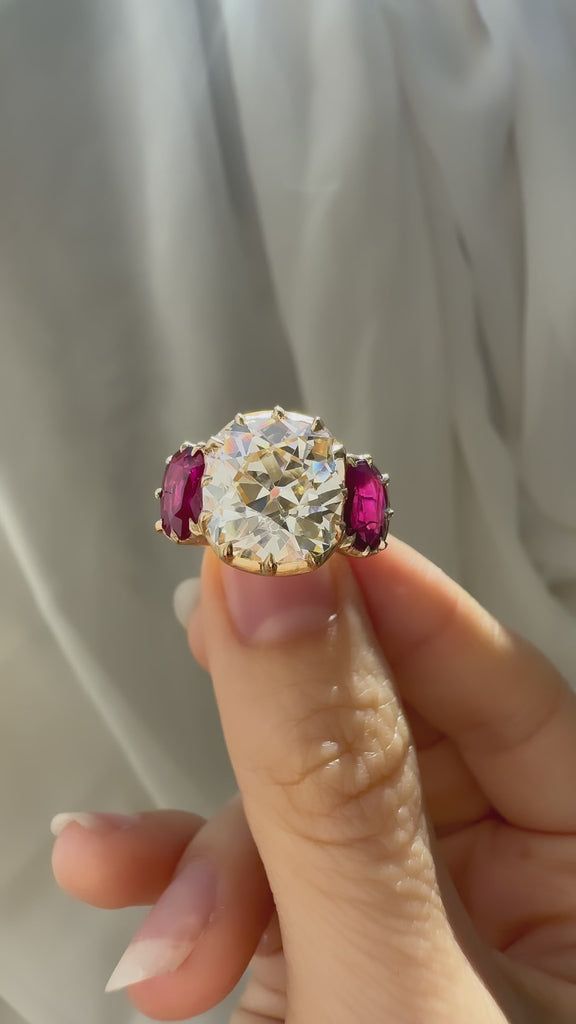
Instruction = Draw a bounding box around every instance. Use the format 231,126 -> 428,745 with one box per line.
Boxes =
0,2 -> 575,1022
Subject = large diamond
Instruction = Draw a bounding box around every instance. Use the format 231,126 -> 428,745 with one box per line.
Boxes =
203,410 -> 346,574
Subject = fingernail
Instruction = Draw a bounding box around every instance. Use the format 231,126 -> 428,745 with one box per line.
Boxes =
221,562 -> 337,644
105,859 -> 217,993
50,812 -> 137,837
173,577 -> 201,629
256,914 -> 282,956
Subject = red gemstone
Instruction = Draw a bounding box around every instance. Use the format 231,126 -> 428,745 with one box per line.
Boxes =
344,460 -> 389,551
160,447 -> 204,540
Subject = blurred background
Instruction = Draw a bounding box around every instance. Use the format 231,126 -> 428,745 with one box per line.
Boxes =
0,1 -> 575,1022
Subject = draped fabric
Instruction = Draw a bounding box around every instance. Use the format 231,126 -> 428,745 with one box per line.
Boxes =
0,2 -> 574,1021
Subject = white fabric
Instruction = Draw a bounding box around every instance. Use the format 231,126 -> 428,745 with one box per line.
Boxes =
0,1 -> 575,1022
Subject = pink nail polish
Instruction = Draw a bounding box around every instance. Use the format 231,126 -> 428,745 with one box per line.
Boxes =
105,860 -> 217,992
221,562 -> 337,644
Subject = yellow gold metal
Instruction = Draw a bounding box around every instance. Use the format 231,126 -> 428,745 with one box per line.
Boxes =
199,510 -> 212,532
305,550 -> 329,570
204,436 -> 222,453
220,541 -> 234,561
337,532 -> 357,553
155,409 -> 391,572
260,553 -> 278,575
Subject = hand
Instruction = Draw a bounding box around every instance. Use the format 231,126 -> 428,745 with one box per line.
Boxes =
52,539 -> 576,1022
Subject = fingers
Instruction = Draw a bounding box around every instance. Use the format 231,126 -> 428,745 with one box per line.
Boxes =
118,797 -> 272,1021
52,811 -> 204,907
198,551 -> 494,1023
352,538 -> 576,831
53,800 -> 273,1021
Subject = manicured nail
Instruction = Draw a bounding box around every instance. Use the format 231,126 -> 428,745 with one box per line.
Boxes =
221,562 -> 337,644
105,859 -> 217,993
50,812 -> 137,837
173,577 -> 201,629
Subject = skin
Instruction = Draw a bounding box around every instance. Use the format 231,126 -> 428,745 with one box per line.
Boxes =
52,538 -> 576,1022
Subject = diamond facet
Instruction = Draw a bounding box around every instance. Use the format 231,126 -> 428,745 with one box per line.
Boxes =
160,447 -> 205,541
344,460 -> 389,551
202,411 -> 346,574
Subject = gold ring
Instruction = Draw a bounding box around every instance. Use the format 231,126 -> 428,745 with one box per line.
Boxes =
155,407 -> 393,575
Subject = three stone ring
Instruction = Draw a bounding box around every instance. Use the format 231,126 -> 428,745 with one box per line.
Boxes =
155,407 -> 393,576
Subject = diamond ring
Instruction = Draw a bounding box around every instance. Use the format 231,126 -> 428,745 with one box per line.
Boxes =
155,407 -> 393,576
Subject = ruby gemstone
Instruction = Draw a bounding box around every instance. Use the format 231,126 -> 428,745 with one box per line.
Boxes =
344,460 -> 389,552
160,447 -> 205,541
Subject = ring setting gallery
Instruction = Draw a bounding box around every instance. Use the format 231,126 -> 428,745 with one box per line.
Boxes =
155,407 -> 393,576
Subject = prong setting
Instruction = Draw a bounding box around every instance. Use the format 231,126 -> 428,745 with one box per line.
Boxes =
220,541 -> 234,562
261,553 -> 278,575
155,412 -> 392,572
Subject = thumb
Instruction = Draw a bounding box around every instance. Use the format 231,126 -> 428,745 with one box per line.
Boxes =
199,551 -> 503,1023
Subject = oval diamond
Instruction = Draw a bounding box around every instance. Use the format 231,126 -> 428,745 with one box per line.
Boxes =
203,411 -> 346,574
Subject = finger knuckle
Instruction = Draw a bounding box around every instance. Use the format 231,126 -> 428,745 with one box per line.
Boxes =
269,654 -> 423,855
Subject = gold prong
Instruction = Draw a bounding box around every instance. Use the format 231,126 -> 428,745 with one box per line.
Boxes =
341,486 -> 348,500
165,455 -> 173,465
155,519 -> 164,533
179,440 -> 193,452
188,516 -> 204,538
261,553 -> 278,575
220,541 -> 234,562
154,487 -> 162,500
199,510 -> 212,532
387,508 -> 394,518
377,536 -> 388,551
272,405 -> 285,420
333,441 -> 346,459
312,416 -> 325,431
337,532 -> 357,553
203,436 -> 221,452
360,453 -> 373,465
345,452 -> 359,466
235,412 -> 246,426
380,472 -> 390,485
305,550 -> 325,570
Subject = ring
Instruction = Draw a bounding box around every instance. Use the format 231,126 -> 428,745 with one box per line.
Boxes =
155,407 -> 393,575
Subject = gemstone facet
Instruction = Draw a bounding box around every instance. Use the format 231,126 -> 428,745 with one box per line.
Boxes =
202,411 -> 346,574
160,447 -> 205,541
344,460 -> 389,551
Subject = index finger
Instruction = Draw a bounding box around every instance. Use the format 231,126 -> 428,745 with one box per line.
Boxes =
353,538 -> 576,832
